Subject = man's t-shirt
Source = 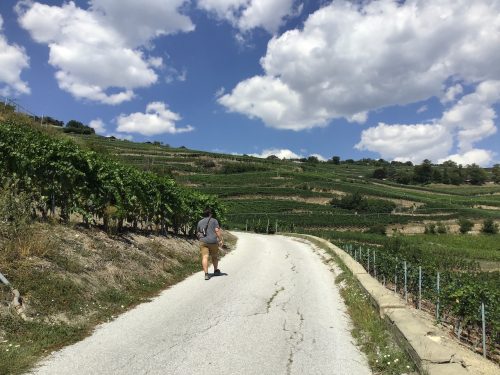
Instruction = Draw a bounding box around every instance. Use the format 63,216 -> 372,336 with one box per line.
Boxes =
197,217 -> 219,244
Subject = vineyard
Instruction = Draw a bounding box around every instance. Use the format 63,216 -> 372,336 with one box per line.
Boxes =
335,238 -> 500,361
0,114 -> 224,235
1,104 -> 499,365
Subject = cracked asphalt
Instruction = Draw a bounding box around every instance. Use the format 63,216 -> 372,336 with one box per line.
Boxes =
29,233 -> 371,375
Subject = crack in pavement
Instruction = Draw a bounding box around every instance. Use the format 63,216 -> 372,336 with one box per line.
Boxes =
284,309 -> 305,375
267,286 -> 285,313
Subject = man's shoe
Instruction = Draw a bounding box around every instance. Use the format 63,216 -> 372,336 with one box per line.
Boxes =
214,269 -> 221,276
205,273 -> 210,280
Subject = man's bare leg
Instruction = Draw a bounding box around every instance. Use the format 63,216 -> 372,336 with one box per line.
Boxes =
212,257 -> 219,272
202,254 -> 209,274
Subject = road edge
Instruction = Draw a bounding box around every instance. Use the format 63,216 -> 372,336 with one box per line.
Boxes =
293,234 -> 499,375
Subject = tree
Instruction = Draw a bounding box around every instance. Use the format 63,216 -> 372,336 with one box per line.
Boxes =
413,159 -> 433,184
331,156 -> 340,165
432,169 -> 442,183
466,164 -> 487,185
307,156 -> 319,163
492,164 -> 500,184
372,168 -> 387,179
481,219 -> 499,234
64,120 -> 95,135
458,218 -> 474,234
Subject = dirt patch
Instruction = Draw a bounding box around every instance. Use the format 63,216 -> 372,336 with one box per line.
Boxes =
474,205 -> 500,210
386,220 -> 487,235
226,195 -> 333,205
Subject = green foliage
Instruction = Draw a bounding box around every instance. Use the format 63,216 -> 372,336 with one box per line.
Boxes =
331,192 -> 396,213
220,163 -> 267,174
64,120 -> 95,135
492,164 -> 500,184
413,159 -> 433,184
424,223 -> 436,234
466,164 -> 487,185
481,219 -> 499,234
436,222 -> 447,234
331,156 -> 340,165
372,168 -> 387,179
0,181 -> 33,239
339,239 -> 499,351
0,119 -> 224,234
364,224 -> 387,236
458,218 -> 474,234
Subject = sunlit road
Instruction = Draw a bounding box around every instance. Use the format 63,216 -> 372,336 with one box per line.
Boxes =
30,233 -> 371,375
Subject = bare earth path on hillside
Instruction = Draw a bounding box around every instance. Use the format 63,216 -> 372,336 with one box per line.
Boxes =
29,233 -> 371,375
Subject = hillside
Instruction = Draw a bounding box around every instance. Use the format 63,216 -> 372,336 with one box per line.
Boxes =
1,107 -> 499,365
68,132 -> 500,234
67,130 -> 500,362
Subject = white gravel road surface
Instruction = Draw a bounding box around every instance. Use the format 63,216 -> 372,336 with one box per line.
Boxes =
30,233 -> 371,375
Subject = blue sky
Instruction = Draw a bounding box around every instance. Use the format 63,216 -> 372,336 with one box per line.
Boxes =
0,0 -> 499,166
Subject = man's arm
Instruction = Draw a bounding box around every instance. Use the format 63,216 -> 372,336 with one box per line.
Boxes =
215,227 -> 223,247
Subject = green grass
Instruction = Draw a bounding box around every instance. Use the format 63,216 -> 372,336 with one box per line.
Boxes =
400,234 -> 500,263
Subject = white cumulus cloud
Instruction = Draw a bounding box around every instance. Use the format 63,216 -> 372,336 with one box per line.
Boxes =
89,118 -> 106,134
438,149 -> 495,166
220,0 -> 500,130
442,83 -> 463,104
0,14 -> 30,96
197,0 -> 297,34
16,1 -> 193,104
356,81 -> 500,166
116,102 -> 194,136
248,148 -> 326,161
356,123 -> 453,164
250,148 -> 302,159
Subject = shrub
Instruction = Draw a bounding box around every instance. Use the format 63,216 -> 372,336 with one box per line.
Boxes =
436,222 -> 447,234
481,219 -> 499,234
424,223 -> 436,234
458,218 -> 474,234
364,224 -> 387,236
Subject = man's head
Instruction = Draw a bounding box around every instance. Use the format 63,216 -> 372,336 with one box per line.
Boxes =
203,208 -> 212,218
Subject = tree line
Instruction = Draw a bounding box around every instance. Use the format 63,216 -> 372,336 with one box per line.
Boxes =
371,159 -> 499,185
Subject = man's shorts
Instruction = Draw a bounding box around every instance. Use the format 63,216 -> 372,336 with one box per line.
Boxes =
200,242 -> 219,259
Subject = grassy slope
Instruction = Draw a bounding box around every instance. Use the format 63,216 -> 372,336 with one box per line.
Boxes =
0,223 -> 236,375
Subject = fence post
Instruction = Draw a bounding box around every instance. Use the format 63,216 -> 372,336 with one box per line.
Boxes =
482,302 -> 486,358
373,250 -> 376,278
394,263 -> 398,294
245,220 -> 248,232
367,248 -> 370,273
436,272 -> 440,322
354,248 -> 357,261
275,220 -> 278,234
383,275 -> 386,287
404,261 -> 407,303
418,266 -> 422,310
266,218 -> 270,234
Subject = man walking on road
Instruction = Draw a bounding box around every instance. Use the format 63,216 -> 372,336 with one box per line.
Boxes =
197,208 -> 223,280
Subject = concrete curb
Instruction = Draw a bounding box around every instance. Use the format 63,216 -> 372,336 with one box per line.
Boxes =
297,234 -> 499,375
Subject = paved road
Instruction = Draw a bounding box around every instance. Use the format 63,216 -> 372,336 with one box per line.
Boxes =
30,233 -> 371,375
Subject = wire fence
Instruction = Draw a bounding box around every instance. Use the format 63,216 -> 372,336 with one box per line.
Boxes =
0,95 -> 37,118
341,243 -> 499,363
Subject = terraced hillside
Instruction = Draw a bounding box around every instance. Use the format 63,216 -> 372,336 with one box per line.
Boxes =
70,134 -> 500,234
68,133 -> 500,361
